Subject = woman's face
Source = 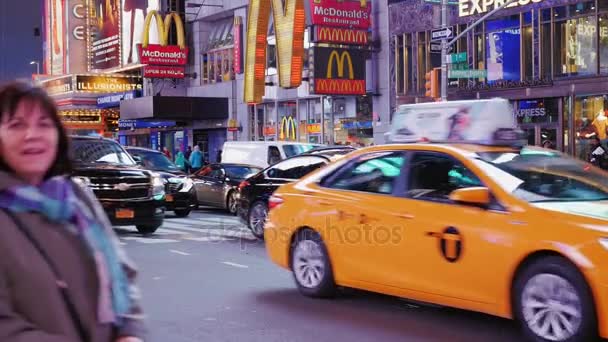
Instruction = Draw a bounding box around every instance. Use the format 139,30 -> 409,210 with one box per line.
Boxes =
0,100 -> 59,184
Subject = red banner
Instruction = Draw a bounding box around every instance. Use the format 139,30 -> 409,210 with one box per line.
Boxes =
309,0 -> 371,30
143,65 -> 185,79
233,19 -> 242,74
314,79 -> 366,95
139,44 -> 188,66
315,26 -> 369,44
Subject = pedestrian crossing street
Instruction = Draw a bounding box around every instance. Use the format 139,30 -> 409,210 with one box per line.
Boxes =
114,214 -> 258,245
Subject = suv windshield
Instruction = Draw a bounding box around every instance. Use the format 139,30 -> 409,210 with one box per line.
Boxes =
474,147 -> 608,202
130,150 -> 180,172
282,144 -> 318,158
71,139 -> 136,166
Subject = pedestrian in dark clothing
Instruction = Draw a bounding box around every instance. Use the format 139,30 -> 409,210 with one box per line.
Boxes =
589,136 -> 608,170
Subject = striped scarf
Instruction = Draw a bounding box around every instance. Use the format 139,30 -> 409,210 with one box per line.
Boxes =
0,176 -> 130,325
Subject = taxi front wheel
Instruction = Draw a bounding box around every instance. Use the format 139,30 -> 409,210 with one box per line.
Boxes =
513,256 -> 598,342
290,229 -> 336,298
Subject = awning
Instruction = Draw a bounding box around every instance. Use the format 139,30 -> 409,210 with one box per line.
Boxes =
120,96 -> 229,121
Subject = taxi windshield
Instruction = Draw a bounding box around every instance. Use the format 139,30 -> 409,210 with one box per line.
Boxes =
473,147 -> 608,203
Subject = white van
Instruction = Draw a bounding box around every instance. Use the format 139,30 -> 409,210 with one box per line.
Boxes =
220,141 -> 323,168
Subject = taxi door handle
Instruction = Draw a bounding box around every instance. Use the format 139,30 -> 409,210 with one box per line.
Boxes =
393,213 -> 415,220
359,213 -> 379,224
317,200 -> 333,206
426,231 -> 442,238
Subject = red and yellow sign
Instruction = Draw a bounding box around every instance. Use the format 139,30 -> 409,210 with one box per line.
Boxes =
280,116 -> 297,140
312,47 -> 366,95
315,26 -> 369,45
309,0 -> 371,30
140,11 -> 188,66
244,0 -> 306,104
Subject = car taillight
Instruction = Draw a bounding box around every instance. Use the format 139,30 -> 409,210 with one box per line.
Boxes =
268,195 -> 284,210
238,180 -> 250,191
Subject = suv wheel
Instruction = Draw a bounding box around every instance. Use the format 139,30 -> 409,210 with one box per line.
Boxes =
136,224 -> 161,235
290,229 -> 336,298
174,209 -> 191,217
513,256 -> 597,342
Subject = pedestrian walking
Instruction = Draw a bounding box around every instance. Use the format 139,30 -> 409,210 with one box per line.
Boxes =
162,146 -> 172,160
189,145 -> 203,172
174,147 -> 189,172
589,136 -> 608,170
0,82 -> 145,342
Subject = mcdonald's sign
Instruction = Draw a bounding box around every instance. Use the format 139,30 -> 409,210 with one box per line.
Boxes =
139,11 -> 188,66
244,0 -> 306,104
310,47 -> 366,95
310,0 -> 371,29
314,26 -> 369,45
279,116 -> 298,140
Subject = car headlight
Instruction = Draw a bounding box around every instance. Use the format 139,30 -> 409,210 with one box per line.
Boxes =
599,238 -> 608,251
73,176 -> 91,187
180,178 -> 194,192
151,174 -> 165,200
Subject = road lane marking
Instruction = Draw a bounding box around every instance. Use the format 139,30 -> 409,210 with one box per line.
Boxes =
169,249 -> 191,256
122,237 -> 179,244
222,261 -> 249,269
184,236 -> 233,242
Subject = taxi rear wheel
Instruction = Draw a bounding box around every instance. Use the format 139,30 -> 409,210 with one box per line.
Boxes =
513,256 -> 598,342
290,229 -> 336,298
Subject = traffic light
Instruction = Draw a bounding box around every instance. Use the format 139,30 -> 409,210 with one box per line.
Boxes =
424,68 -> 440,99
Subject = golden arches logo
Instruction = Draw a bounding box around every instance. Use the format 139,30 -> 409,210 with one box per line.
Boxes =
327,50 -> 354,79
279,116 -> 297,140
142,11 -> 186,49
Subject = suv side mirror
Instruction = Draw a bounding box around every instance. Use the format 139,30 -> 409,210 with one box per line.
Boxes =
449,187 -> 490,207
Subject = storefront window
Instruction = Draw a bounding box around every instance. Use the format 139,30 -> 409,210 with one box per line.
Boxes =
564,97 -> 571,155
417,32 -> 427,92
486,15 -> 521,83
474,26 -> 484,81
323,98 -> 332,144
554,4 -> 598,77
264,103 -> 277,141
574,95 -> 608,160
600,14 -> 608,74
540,21 -> 552,79
516,99 -> 559,125
308,99 -> 323,144
278,101 -> 297,141
522,17 -> 533,81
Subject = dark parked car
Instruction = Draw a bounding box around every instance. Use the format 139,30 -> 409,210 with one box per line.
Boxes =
192,163 -> 262,214
238,151 -> 347,239
70,136 -> 165,234
125,147 -> 197,217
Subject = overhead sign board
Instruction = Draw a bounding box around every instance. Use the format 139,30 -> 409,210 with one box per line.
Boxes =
309,0 -> 371,30
40,75 -> 73,95
310,46 -> 366,95
447,52 -> 467,64
458,0 -> 545,17
431,27 -> 453,41
97,90 -> 141,108
75,75 -> 143,92
143,65 -> 186,79
313,26 -> 369,45
118,119 -> 177,129
448,69 -> 487,78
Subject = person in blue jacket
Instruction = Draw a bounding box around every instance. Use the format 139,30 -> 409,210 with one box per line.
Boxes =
189,145 -> 203,172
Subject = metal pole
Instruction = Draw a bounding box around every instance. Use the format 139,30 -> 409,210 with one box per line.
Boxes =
36,62 -> 40,75
440,0 -> 448,101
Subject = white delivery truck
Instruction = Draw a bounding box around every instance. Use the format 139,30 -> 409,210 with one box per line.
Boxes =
220,141 -> 323,168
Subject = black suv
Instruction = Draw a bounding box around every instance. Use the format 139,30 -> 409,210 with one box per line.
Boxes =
125,147 -> 197,217
70,136 -> 165,234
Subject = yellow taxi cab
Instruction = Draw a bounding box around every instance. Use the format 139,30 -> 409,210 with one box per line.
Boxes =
264,99 -> 608,342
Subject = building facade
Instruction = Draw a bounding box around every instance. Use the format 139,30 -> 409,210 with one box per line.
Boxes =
389,0 -> 608,160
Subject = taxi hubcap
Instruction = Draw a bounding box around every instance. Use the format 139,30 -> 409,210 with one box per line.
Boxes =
522,273 -> 582,341
250,204 -> 267,236
293,240 -> 325,288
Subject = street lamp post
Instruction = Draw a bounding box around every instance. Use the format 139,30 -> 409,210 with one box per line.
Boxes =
30,61 -> 40,75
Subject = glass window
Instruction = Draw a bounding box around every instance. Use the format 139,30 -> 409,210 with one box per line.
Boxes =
282,144 -> 318,158
417,32 -> 427,92
278,101 -> 297,141
396,35 -> 404,94
516,98 -> 559,124
264,103 -> 277,141
574,95 -> 608,160
407,153 -> 482,201
325,152 -> 405,194
196,166 -> 212,177
208,167 -> 225,179
268,146 -> 282,165
486,15 -> 521,83
600,15 -> 608,74
523,25 -> 533,81
71,139 -> 135,166
224,166 -> 261,179
540,23 -> 552,79
475,148 -> 608,202
554,16 -> 598,76
266,156 -> 328,179
128,150 -> 180,172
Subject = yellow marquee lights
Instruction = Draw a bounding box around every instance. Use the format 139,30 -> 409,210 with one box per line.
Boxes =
244,0 -> 306,104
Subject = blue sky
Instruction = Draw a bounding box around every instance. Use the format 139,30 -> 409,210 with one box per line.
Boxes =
0,0 -> 43,82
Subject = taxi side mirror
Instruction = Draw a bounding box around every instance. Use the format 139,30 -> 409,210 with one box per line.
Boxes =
449,187 -> 490,207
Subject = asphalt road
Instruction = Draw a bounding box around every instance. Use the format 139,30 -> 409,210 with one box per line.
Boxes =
116,208 -> 525,342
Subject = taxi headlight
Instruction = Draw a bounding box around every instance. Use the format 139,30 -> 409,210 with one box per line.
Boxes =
180,178 -> 194,192
599,238 -> 608,251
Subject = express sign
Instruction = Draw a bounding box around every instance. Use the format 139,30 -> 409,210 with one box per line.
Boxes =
458,0 -> 544,17
310,0 -> 371,30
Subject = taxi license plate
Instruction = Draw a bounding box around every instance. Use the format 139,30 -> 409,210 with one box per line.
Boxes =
115,208 -> 134,219
165,194 -> 174,202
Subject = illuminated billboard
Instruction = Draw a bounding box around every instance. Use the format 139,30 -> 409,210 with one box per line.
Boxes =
46,0 -> 67,74
310,46 -> 366,95
87,0 -> 122,70
121,0 -> 160,65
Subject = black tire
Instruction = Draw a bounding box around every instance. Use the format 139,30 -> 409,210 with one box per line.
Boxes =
513,256 -> 598,342
174,209 -> 191,217
290,229 -> 336,298
136,223 -> 161,235
248,201 -> 267,239
226,191 -> 239,216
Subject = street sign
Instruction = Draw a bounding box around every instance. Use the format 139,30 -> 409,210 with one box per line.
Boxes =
447,52 -> 467,64
448,69 -> 487,79
431,27 -> 453,41
430,42 -> 442,54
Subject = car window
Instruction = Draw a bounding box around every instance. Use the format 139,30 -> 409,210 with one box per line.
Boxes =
196,166 -> 213,177
324,152 -> 405,194
266,156 -> 328,180
129,150 -> 180,172
224,166 -> 261,179
282,144 -> 318,158
71,139 -> 136,166
208,167 -> 225,179
268,146 -> 282,165
407,153 -> 483,201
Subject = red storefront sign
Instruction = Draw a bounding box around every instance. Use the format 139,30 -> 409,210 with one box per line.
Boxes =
143,65 -> 185,79
314,79 -> 366,95
139,44 -> 189,66
314,26 -> 369,44
309,0 -> 371,30
233,18 -> 243,74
